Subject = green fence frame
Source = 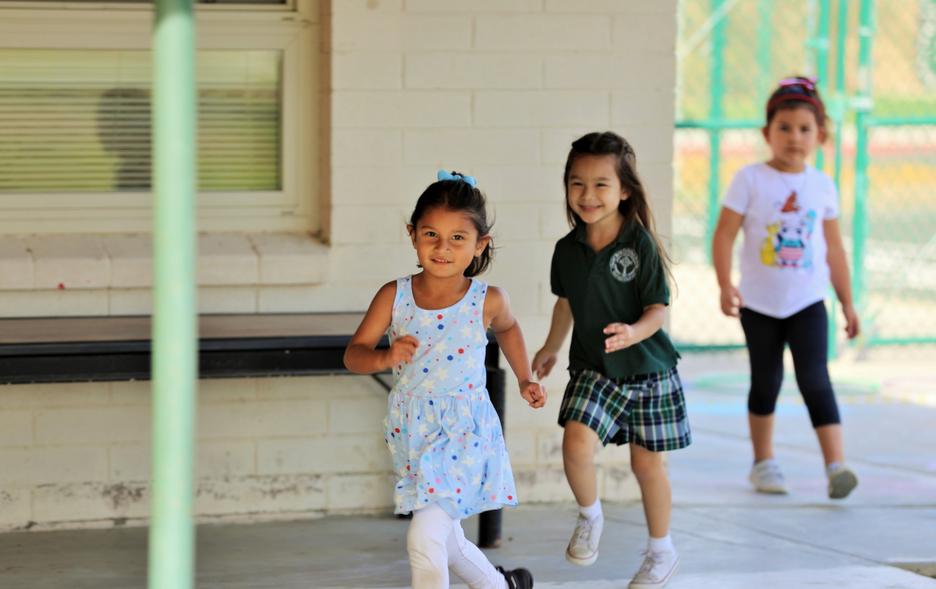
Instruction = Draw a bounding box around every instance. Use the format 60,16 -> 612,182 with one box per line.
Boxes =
676,0 -> 936,352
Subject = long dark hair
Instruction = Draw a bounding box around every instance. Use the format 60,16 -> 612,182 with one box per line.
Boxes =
409,175 -> 494,277
563,131 -> 674,288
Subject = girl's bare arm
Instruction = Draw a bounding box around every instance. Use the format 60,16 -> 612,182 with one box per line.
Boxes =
486,287 -> 546,408
531,297 -> 572,379
712,207 -> 745,316
344,282 -> 419,374
824,219 -> 860,339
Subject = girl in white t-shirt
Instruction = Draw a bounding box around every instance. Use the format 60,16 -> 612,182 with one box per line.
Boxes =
712,76 -> 860,500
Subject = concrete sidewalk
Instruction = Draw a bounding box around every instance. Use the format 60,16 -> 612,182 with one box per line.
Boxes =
2,351 -> 935,588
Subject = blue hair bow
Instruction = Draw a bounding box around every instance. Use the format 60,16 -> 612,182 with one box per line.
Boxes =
437,169 -> 477,187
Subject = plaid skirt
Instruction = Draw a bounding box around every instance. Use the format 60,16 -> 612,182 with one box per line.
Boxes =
558,367 -> 691,451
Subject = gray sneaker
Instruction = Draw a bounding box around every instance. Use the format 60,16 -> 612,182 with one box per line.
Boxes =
749,459 -> 789,494
629,549 -> 679,589
827,465 -> 858,499
565,514 -> 602,566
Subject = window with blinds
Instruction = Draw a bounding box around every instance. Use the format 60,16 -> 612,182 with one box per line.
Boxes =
0,49 -> 282,194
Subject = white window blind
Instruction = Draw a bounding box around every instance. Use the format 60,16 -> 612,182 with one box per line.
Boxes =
0,48 -> 282,194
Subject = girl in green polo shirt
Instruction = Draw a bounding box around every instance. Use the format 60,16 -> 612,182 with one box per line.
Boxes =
533,131 -> 690,589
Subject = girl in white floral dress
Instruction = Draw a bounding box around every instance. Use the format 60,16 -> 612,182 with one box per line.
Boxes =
345,171 -> 546,589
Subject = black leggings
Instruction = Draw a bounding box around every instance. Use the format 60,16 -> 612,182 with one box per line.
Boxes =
740,301 -> 841,428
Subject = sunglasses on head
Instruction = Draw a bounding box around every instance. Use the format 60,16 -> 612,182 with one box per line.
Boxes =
777,77 -> 817,92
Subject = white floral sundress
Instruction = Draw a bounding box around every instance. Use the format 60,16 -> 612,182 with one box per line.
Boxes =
384,275 -> 518,519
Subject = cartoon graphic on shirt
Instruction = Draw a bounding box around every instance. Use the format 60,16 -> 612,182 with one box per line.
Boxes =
761,191 -> 816,269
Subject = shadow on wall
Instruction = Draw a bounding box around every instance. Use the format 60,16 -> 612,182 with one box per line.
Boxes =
98,87 -> 152,190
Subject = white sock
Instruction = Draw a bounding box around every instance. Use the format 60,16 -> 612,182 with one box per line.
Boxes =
648,534 -> 674,554
826,462 -> 843,476
578,499 -> 602,521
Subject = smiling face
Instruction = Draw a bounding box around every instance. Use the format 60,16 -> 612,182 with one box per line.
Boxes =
408,206 -> 490,279
566,154 -> 628,231
763,106 -> 826,172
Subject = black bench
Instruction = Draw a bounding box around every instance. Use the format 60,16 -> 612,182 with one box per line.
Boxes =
0,313 -> 507,547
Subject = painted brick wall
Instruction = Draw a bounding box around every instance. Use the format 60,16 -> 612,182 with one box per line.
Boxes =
0,0 -> 676,531
322,0 -> 677,509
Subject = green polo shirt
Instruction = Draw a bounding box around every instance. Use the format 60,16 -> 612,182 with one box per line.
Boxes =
550,222 -> 680,378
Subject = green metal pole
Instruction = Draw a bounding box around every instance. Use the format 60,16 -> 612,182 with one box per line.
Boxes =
756,0 -> 773,104
813,0 -> 831,170
827,0 -> 849,358
853,0 -> 874,318
706,0 -> 727,264
832,0 -> 848,190
149,0 -> 197,587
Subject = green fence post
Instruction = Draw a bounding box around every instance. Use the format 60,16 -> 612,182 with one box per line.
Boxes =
756,0 -> 773,102
705,0 -> 727,264
853,0 -> 875,319
149,0 -> 198,587
832,0 -> 849,191
812,0 -> 831,171
826,0 -> 850,358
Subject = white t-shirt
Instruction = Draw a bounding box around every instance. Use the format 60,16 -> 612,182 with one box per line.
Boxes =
722,162 -> 839,319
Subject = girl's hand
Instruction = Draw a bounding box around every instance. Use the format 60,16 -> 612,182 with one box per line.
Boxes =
531,347 -> 558,380
519,379 -> 546,409
383,335 -> 419,369
720,285 -> 742,317
842,304 -> 860,339
603,322 -> 637,353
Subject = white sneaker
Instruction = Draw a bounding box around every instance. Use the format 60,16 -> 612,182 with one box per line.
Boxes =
749,459 -> 789,494
629,549 -> 679,589
827,464 -> 858,499
565,514 -> 602,566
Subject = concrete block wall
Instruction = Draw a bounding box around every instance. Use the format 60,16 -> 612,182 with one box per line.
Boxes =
0,0 -> 676,530
0,377 -> 392,531
324,0 -> 677,510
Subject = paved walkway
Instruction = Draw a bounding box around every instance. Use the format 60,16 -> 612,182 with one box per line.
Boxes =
2,351 -> 935,588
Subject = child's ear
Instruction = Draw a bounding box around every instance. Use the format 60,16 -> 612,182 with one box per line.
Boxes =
407,224 -> 417,245
761,125 -> 770,141
817,126 -> 828,144
475,234 -> 491,257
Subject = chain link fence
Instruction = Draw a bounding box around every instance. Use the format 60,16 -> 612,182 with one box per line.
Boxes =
671,0 -> 936,353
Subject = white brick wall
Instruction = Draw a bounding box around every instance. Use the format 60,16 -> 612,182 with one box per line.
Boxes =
323,0 -> 675,516
0,0 -> 676,530
0,376 -> 395,530
0,233 -> 331,316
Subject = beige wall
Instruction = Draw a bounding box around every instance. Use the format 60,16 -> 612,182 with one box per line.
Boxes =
0,0 -> 676,531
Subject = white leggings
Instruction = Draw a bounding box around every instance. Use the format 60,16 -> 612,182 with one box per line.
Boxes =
407,503 -> 507,589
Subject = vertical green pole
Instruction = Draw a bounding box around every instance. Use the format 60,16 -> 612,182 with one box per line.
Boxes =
827,0 -> 849,358
706,0 -> 727,263
832,0 -> 849,190
852,0 -> 874,316
756,0 -> 773,105
149,0 -> 197,587
813,0 -> 831,170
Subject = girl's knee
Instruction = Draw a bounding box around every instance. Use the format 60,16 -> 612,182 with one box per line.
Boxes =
563,423 -> 598,461
407,505 -> 452,565
748,393 -> 779,416
630,447 -> 665,481
407,525 -> 448,580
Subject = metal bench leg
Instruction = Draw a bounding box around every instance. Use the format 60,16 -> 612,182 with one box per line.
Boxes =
478,365 -> 505,548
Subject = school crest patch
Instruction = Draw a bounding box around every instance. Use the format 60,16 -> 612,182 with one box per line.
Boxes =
609,247 -> 639,283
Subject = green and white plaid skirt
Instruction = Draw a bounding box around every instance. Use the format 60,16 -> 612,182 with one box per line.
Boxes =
558,367 -> 691,451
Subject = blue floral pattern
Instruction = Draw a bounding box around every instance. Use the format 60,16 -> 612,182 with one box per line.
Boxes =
384,275 -> 518,518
